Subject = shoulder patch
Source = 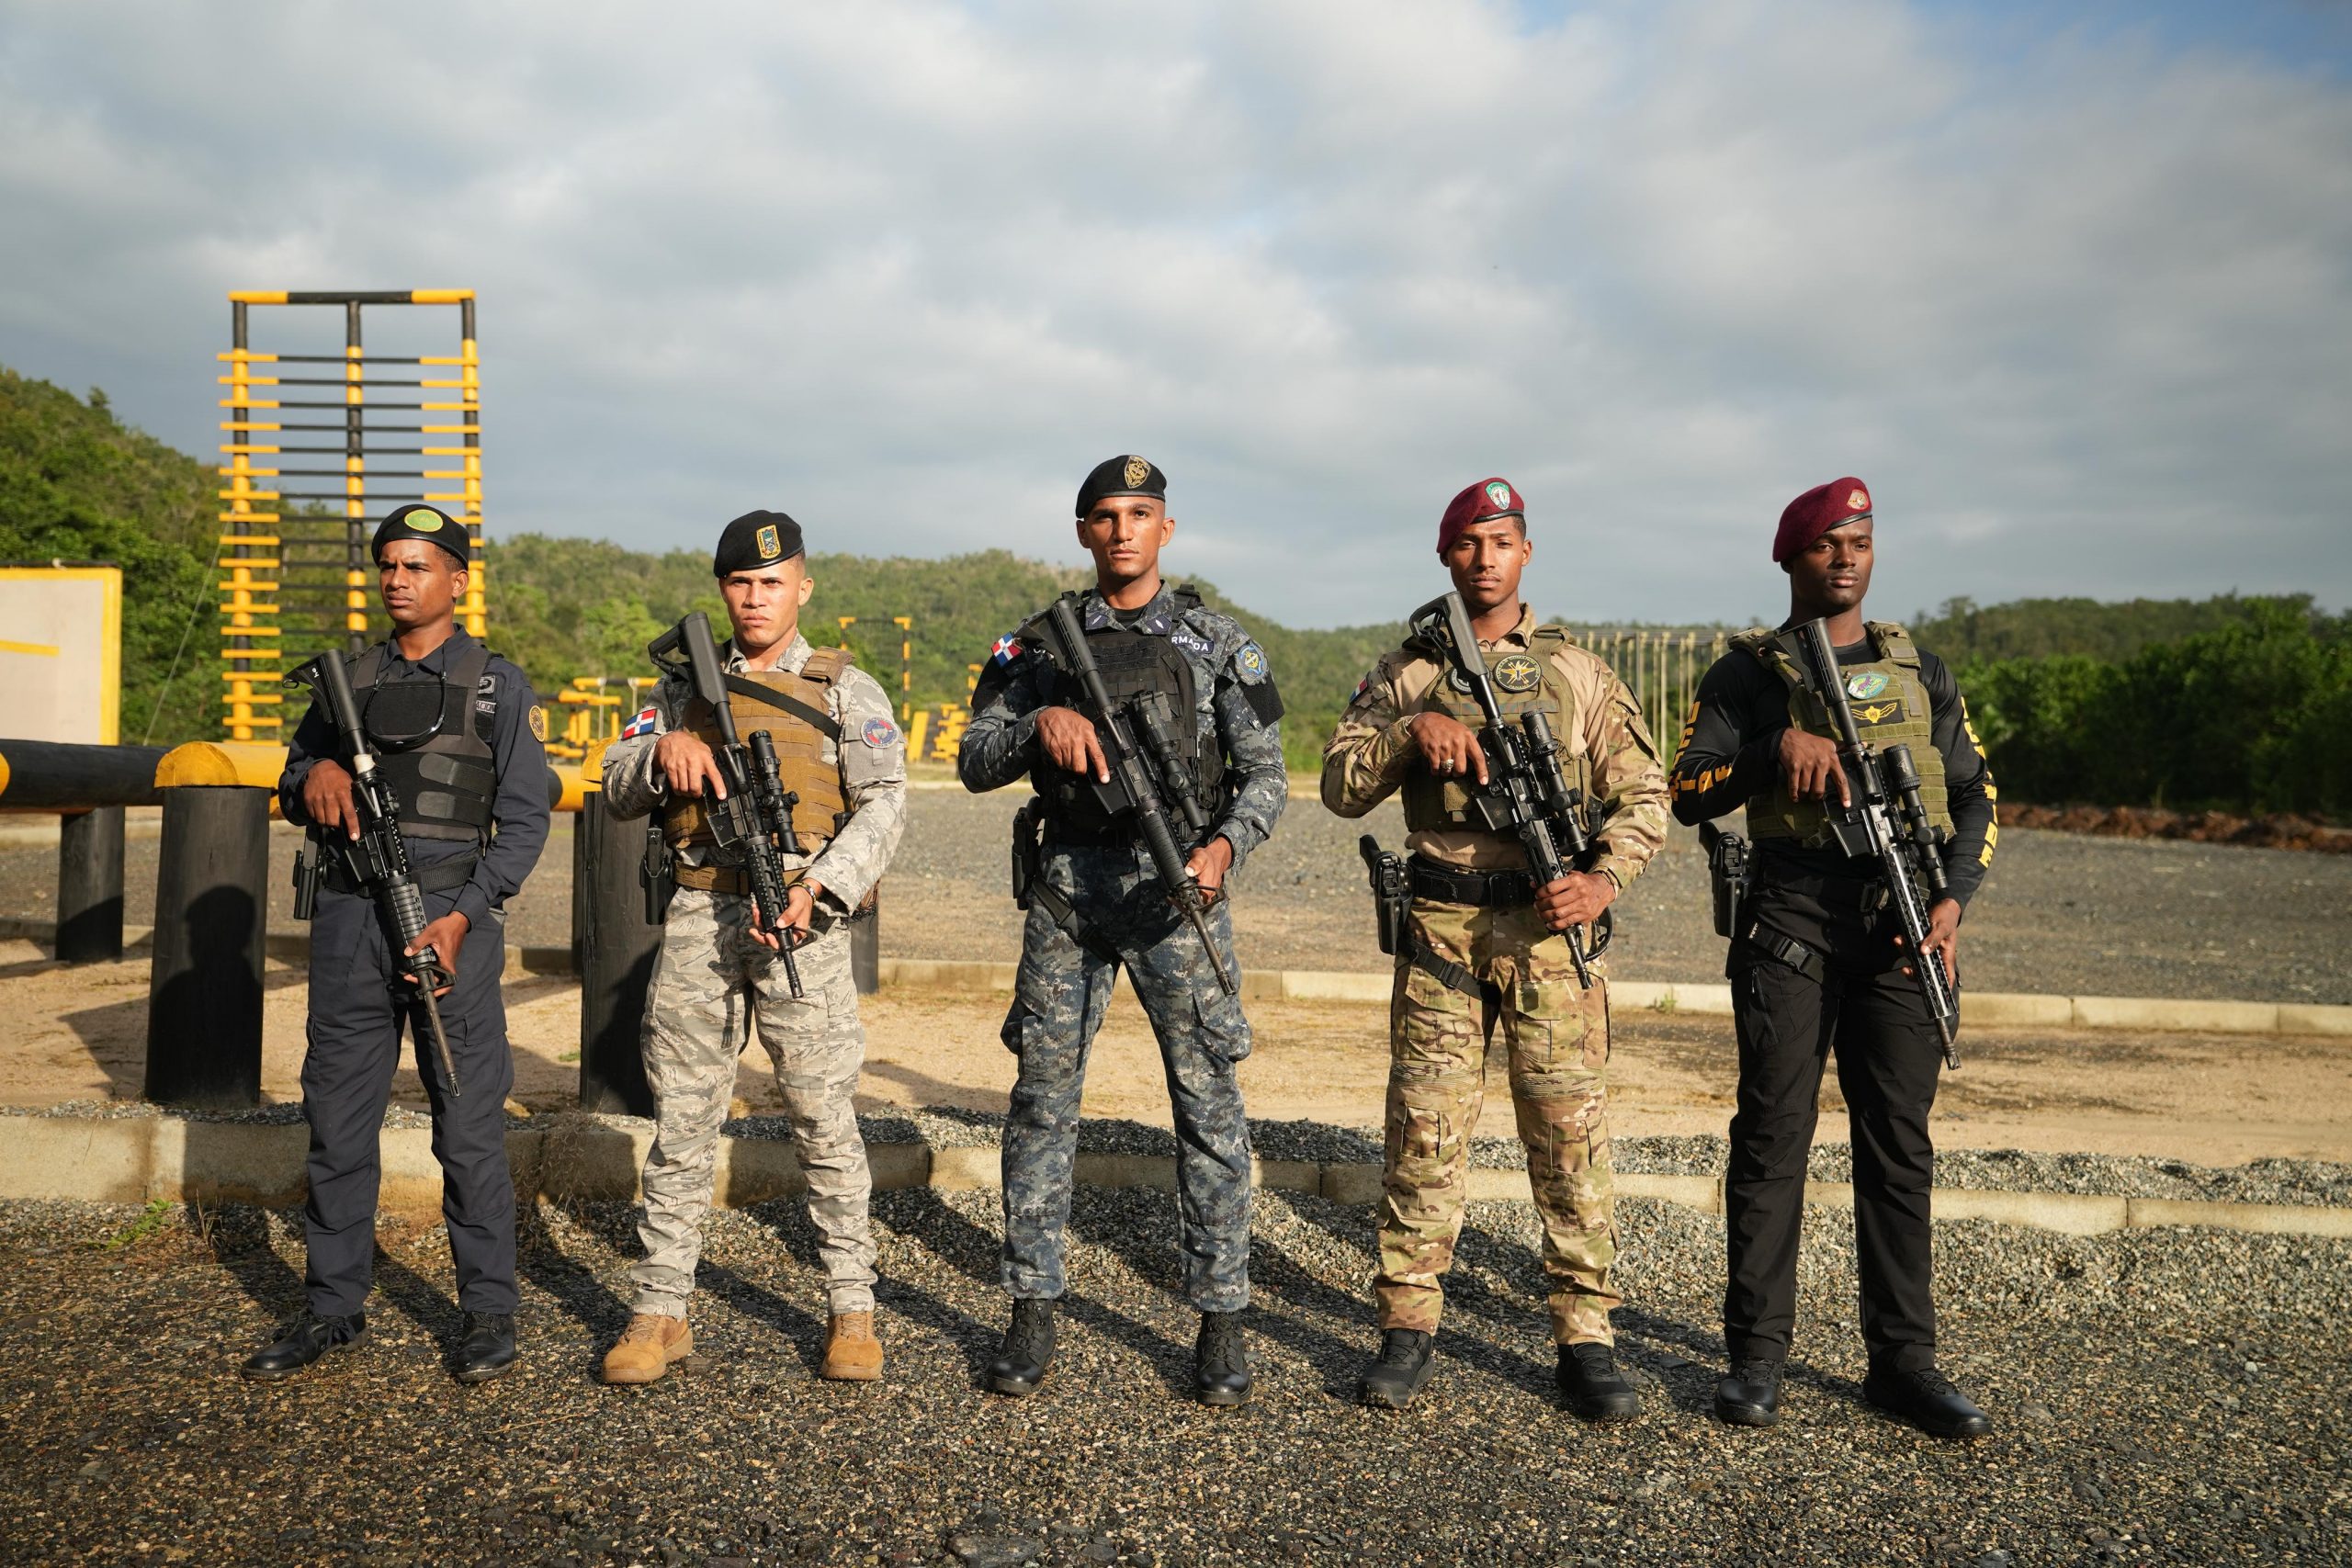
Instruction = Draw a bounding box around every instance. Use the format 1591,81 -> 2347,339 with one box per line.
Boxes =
861,716 -> 900,749
621,705 -> 660,739
527,705 -> 548,742
1234,640 -> 1269,682
989,634 -> 1023,667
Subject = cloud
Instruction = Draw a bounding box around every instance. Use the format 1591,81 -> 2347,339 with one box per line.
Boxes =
1,0 -> 2346,636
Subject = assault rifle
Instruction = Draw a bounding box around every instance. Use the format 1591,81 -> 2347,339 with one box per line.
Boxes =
284,649 -> 462,1097
1039,592 -> 1237,996
648,611 -> 807,998
1790,617 -> 1962,1068
1407,592 -> 1607,987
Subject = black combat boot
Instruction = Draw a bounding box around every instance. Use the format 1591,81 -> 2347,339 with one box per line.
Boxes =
1714,1355 -> 1784,1427
454,1312 -> 518,1384
242,1312 -> 368,1381
1360,1329 -> 1436,1410
987,1299 -> 1055,1397
1194,1310 -> 1251,1406
1863,1364 -> 1992,1439
1557,1342 -> 1641,1422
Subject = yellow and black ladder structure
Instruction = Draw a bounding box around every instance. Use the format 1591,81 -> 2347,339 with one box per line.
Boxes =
217,288 -> 485,739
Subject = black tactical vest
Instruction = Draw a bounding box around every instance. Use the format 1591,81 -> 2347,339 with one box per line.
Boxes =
1025,591 -> 1225,835
348,639 -> 498,844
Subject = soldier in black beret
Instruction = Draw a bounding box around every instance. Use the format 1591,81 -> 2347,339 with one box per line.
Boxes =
712,510 -> 805,576
371,502 -> 470,565
1074,454 -> 1168,517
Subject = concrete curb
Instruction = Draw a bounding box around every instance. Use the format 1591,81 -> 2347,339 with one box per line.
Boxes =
4,1110 -> 2346,1242
6,919 -> 2349,1036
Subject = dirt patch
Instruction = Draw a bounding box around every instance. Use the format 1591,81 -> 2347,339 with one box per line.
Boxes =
9,939 -> 2347,1169
2005,802 -> 2352,853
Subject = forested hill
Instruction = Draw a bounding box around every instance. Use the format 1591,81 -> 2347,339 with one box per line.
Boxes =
487,534 -> 1403,762
4,364 -> 2341,805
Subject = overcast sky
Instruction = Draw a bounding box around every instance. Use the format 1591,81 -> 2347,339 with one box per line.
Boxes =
3,0 -> 2346,629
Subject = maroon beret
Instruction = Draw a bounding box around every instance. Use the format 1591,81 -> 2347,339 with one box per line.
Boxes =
1772,476 -> 1873,562
1438,477 -> 1525,555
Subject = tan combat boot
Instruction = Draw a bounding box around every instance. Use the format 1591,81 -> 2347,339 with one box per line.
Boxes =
601,1313 -> 694,1385
820,1311 -> 884,1382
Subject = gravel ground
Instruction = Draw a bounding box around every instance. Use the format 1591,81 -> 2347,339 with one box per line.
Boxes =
12,1096 -> 2349,1213
7,790 -> 2352,1001
2,1187 -> 2346,1567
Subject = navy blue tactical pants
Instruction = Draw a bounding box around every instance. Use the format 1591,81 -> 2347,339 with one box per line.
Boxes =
300,887 -> 517,1317
999,845 -> 1254,1313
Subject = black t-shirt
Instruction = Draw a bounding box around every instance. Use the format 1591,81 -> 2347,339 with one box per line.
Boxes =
1668,632 -> 1996,909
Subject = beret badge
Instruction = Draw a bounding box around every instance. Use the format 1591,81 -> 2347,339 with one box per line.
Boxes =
1123,455 -> 1152,489
1847,488 -> 1870,513
1485,480 -> 1513,510
756,524 -> 781,559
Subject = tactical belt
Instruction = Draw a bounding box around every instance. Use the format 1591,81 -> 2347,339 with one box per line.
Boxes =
1408,858 -> 1535,908
1736,922 -> 1827,984
322,854 -> 476,898
1756,865 -> 1891,915
673,861 -> 807,897
1041,819 -> 1135,851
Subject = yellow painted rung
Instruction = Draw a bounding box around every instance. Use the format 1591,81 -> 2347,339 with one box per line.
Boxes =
216,514 -> 284,525
217,490 -> 281,499
220,400 -> 283,409
217,468 -> 282,477
217,536 -> 282,547
218,376 -> 282,386
218,446 -> 283,454
219,625 -> 283,637
220,650 -> 281,660
217,351 -> 278,362
219,423 -> 283,431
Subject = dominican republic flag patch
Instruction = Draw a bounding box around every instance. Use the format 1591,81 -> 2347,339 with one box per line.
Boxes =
990,635 -> 1022,666
620,706 -> 660,739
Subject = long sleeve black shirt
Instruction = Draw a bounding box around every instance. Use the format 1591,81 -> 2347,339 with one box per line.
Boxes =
1668,631 -> 1996,910
278,628 -> 551,933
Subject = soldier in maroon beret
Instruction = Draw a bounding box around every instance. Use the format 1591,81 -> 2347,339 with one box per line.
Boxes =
1668,478 -> 2000,1440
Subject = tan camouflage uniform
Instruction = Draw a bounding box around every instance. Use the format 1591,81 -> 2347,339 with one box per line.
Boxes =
600,629 -> 908,1316
1322,606 -> 1668,1345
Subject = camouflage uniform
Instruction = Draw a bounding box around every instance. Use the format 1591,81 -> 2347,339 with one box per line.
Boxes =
959,584 -> 1287,1312
1323,607 -> 1668,1344
600,629 -> 908,1316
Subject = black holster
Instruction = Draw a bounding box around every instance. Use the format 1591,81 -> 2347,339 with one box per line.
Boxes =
641,820 -> 677,926
1359,836 -> 1410,957
291,837 -> 322,923
1701,819 -> 1750,941
1011,799 -> 1043,911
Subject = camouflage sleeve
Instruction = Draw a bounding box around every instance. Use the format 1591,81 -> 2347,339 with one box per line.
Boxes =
1586,665 -> 1670,891
597,674 -> 688,821
956,637 -> 1044,795
809,668 -> 909,913
1209,636 -> 1285,871
1318,658 -> 1416,818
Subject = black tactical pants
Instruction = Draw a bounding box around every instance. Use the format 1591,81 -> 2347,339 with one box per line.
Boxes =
1723,875 -> 1944,1374
300,888 -> 517,1318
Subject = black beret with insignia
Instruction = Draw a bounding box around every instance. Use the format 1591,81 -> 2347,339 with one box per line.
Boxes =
1076,454 -> 1168,517
370,502 -> 469,566
713,510 -> 805,577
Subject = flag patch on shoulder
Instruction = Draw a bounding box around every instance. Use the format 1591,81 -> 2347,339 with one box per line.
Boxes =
621,706 -> 660,739
990,635 -> 1022,665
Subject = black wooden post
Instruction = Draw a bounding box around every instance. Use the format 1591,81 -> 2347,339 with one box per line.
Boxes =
55,807 -> 127,963
852,884 -> 880,995
144,786 -> 268,1106
576,789 -> 659,1115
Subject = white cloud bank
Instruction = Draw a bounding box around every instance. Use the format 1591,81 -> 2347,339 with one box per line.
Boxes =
1,0 -> 2346,628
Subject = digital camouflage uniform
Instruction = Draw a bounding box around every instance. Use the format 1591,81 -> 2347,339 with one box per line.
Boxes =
1323,607 -> 1669,1344
958,584 -> 1287,1312
600,629 -> 908,1317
